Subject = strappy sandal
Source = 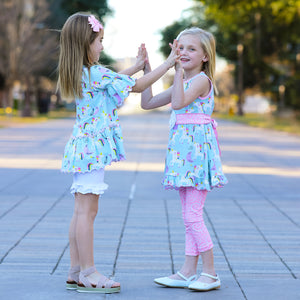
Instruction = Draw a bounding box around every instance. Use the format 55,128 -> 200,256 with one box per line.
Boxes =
66,265 -> 80,290
77,266 -> 120,294
188,272 -> 221,291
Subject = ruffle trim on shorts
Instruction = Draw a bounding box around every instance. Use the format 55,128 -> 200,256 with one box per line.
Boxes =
70,182 -> 108,195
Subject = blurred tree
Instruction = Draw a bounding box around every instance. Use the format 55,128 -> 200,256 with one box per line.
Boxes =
47,0 -> 114,68
197,0 -> 300,111
0,0 -> 57,116
0,0 -> 114,115
159,0 -> 300,111
60,0 -> 112,19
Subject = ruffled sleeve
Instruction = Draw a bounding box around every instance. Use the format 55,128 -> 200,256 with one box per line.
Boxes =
91,66 -> 136,107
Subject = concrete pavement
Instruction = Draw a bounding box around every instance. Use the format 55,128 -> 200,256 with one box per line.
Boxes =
0,111 -> 299,300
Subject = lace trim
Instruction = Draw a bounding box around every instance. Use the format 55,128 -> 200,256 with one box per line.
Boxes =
70,183 -> 108,195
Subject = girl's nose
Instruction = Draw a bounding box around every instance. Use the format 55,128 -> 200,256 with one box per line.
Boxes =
180,48 -> 186,55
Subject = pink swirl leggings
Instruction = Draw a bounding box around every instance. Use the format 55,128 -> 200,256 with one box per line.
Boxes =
179,187 -> 213,256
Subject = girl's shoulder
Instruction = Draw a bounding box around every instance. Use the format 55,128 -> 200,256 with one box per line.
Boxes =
185,72 -> 213,100
185,72 -> 211,91
88,65 -> 115,77
186,71 -> 210,83
82,65 -> 119,85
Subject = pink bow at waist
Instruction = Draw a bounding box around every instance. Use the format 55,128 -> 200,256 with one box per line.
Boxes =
175,113 -> 221,155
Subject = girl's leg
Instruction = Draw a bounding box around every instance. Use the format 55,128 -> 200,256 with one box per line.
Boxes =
169,187 -> 199,279
67,199 -> 80,284
198,248 -> 217,283
75,192 -> 120,287
184,187 -> 216,283
171,187 -> 216,283
69,198 -> 80,268
75,192 -> 99,270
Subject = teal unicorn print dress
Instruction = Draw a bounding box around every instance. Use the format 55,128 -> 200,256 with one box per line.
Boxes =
61,65 -> 136,173
163,72 -> 228,191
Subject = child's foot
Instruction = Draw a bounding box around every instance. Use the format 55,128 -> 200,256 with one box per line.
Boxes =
154,271 -> 197,288
169,271 -> 196,281
66,265 -> 80,290
77,266 -> 120,293
197,273 -> 217,284
188,273 -> 221,291
86,270 -> 120,288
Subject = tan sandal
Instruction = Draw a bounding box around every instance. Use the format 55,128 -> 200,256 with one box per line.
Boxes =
77,266 -> 120,294
66,265 -> 80,290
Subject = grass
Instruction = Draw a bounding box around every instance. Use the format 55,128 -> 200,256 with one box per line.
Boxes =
214,112 -> 300,136
0,109 -> 75,128
0,108 -> 299,136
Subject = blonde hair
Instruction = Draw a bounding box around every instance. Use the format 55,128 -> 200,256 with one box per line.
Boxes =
57,12 -> 102,99
177,27 -> 218,95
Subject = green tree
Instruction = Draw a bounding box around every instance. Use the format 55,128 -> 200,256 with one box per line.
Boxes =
0,0 -> 57,115
48,0 -> 114,69
159,0 -> 300,110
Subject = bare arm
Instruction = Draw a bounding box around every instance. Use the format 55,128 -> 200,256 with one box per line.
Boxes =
142,87 -> 172,110
171,63 -> 211,110
141,47 -> 172,109
119,44 -> 146,76
131,40 -> 179,93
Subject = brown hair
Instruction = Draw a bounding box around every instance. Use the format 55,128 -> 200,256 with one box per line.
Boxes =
57,12 -> 102,99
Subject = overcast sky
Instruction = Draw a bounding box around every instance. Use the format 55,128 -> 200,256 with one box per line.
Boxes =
104,0 -> 192,65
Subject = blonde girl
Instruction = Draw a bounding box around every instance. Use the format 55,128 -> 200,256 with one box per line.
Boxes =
58,12 -> 179,294
141,27 -> 228,292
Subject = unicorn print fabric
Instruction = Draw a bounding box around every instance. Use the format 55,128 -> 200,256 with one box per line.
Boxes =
62,65 -> 136,173
163,72 -> 228,191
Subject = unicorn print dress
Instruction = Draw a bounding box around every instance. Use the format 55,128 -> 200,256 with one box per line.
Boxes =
61,65 -> 136,174
163,72 -> 228,191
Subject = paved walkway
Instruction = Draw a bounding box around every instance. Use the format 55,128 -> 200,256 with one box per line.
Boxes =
0,111 -> 299,300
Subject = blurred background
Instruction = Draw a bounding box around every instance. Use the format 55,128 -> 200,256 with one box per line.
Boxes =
0,0 -> 299,133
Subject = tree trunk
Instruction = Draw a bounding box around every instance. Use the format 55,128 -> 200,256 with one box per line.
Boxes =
22,89 -> 32,117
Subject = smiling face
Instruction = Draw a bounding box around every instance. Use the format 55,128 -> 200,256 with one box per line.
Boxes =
178,34 -> 208,74
89,30 -> 104,63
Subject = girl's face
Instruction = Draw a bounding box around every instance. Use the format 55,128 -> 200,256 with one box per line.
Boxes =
178,34 -> 207,72
89,31 -> 104,63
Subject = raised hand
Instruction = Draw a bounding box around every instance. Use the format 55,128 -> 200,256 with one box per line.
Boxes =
135,43 -> 147,71
164,39 -> 180,69
143,45 -> 152,74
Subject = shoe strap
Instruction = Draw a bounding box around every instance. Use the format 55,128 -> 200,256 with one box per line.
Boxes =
81,266 -> 96,277
177,271 -> 197,282
68,265 -> 80,281
79,267 -> 116,288
102,279 -> 115,289
69,265 -> 80,274
200,272 -> 218,280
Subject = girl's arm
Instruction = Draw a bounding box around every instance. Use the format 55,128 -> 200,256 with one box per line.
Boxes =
171,63 -> 211,110
119,44 -> 146,76
131,40 -> 179,93
142,86 -> 172,110
141,49 -> 172,110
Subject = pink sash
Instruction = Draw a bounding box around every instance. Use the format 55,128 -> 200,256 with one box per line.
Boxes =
175,113 -> 221,155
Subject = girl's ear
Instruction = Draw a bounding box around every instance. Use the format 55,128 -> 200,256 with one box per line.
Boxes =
202,55 -> 208,62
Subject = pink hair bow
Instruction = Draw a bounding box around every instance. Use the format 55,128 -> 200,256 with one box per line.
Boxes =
88,15 -> 103,32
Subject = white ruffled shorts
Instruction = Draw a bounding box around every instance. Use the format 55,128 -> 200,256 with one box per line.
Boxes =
70,169 -> 108,195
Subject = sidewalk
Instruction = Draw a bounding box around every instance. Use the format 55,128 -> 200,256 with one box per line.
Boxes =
0,111 -> 299,300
